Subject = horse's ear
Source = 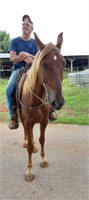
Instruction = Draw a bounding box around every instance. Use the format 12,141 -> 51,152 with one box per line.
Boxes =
33,32 -> 45,51
56,32 -> 63,50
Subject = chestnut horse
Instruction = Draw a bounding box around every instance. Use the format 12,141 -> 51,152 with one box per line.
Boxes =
17,32 -> 65,181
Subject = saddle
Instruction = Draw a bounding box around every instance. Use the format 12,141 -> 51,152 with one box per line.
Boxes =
12,63 -> 32,110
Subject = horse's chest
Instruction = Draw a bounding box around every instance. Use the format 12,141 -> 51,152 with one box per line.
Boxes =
22,109 -> 49,123
22,107 -> 49,123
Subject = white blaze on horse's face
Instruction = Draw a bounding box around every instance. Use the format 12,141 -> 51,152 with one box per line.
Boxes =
53,55 -> 57,61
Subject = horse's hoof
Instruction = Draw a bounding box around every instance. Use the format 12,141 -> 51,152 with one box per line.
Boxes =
33,147 -> 38,153
23,143 -> 28,148
25,174 -> 35,182
40,161 -> 48,168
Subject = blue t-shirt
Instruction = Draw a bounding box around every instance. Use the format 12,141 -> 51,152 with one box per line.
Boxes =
9,37 -> 39,70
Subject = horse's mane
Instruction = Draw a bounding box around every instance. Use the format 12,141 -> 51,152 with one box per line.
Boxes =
22,43 -> 55,96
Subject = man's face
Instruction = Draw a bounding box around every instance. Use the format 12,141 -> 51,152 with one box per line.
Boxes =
22,18 -> 33,35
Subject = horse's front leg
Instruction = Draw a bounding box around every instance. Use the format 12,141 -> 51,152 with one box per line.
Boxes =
19,112 -> 28,148
39,120 -> 48,168
25,125 -> 35,182
23,127 -> 38,153
23,129 -> 28,148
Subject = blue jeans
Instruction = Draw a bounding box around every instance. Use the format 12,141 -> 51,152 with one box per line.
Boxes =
6,69 -> 20,118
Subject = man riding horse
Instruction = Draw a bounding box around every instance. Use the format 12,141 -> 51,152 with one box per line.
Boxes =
6,14 -> 57,130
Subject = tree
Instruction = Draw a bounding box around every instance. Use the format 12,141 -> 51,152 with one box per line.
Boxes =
0,30 -> 11,53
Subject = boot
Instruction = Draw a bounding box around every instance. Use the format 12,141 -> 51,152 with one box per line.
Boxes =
9,105 -> 19,129
49,112 -> 57,121
49,107 -> 58,121
9,113 -> 19,129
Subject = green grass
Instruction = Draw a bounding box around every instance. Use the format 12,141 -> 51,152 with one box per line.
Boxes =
0,79 -> 8,122
55,77 -> 89,125
0,73 -> 89,125
0,79 -> 8,106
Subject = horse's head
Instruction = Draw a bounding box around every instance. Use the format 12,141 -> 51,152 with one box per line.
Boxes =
34,32 -> 65,110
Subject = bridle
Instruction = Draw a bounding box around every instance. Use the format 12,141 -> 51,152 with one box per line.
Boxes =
18,76 -> 49,109
18,47 -> 60,110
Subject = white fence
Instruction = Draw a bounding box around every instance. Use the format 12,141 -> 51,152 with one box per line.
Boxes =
68,69 -> 89,86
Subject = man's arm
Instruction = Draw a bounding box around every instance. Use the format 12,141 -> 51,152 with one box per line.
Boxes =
10,51 -> 34,63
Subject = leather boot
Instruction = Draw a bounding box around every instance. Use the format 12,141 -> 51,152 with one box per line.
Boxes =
49,112 -> 57,121
9,105 -> 19,129
49,107 -> 58,121
9,113 -> 19,129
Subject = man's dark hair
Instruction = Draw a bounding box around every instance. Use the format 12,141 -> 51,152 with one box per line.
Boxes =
22,15 -> 33,24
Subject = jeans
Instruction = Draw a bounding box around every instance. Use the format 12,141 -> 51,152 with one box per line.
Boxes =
6,69 -> 20,118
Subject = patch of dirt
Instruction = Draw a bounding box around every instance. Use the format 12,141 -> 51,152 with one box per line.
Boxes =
58,107 -> 76,117
0,107 -> 8,112
82,109 -> 89,115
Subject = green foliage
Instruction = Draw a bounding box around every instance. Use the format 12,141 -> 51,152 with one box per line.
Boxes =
0,30 -> 11,53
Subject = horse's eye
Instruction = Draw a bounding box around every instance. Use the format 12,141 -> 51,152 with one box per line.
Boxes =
42,63 -> 48,70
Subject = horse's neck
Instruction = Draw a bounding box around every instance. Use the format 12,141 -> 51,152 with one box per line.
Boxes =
34,80 -> 45,100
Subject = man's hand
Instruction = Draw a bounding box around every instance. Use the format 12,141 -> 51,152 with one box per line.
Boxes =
24,56 -> 33,64
19,51 -> 35,60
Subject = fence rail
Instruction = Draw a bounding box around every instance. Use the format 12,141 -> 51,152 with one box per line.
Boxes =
68,69 -> 89,86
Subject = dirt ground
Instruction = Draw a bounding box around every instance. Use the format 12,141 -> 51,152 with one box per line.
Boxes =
0,123 -> 89,200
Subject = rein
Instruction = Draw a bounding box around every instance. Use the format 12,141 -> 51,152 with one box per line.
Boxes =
18,74 -> 49,110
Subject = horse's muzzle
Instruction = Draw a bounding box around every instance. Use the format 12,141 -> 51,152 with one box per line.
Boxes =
51,97 -> 65,110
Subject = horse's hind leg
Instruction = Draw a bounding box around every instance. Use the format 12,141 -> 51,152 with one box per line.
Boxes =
39,121 -> 48,168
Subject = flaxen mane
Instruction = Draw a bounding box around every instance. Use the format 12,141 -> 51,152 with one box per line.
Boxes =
22,43 -> 56,96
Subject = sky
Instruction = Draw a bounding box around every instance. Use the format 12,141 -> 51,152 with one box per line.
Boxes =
0,0 -> 89,55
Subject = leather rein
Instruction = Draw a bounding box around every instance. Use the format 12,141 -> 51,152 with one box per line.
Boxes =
18,77 -> 49,110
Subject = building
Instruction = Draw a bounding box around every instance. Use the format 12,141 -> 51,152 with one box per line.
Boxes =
0,53 -> 12,78
64,55 -> 89,72
0,53 -> 89,78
